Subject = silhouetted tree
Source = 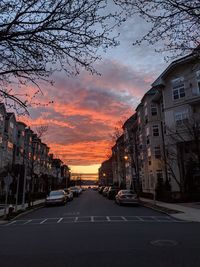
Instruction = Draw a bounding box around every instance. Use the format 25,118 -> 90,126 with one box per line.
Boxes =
115,0 -> 200,59
0,0 -> 126,111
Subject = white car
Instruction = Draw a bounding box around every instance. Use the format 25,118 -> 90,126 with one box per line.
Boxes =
46,190 -> 67,206
115,190 -> 139,206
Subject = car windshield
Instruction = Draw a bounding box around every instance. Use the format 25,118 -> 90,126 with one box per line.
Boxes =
49,191 -> 63,196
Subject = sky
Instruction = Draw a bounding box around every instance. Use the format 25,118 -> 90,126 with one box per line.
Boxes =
19,13 -> 169,175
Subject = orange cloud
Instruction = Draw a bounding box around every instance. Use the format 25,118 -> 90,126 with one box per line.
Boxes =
16,59 -> 151,170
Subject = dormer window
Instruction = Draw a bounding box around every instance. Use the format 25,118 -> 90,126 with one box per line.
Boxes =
172,77 -> 185,100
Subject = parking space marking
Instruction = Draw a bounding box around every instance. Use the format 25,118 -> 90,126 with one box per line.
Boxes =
121,216 -> 127,221
91,216 -> 94,222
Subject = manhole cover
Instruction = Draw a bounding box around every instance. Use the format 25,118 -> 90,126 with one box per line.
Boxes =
150,240 -> 178,247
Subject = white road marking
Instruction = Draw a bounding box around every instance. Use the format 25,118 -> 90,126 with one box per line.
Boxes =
91,216 -> 94,222
5,220 -> 16,226
57,218 -> 63,223
121,216 -> 127,221
106,216 -> 111,222
74,217 -> 78,222
23,220 -> 32,225
136,216 -> 144,221
40,219 -> 47,224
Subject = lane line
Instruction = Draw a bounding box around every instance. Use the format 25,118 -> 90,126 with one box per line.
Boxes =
57,218 -> 63,223
40,219 -> 47,224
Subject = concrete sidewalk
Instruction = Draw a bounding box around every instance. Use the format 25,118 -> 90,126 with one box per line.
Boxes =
0,199 -> 45,219
141,198 -> 200,222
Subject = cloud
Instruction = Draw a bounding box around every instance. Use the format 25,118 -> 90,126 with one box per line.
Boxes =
18,58 -> 154,167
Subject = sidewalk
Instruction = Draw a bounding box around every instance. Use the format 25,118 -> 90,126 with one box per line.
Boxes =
0,199 -> 45,220
140,197 -> 200,222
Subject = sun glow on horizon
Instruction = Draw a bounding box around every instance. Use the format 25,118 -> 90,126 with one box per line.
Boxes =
70,164 -> 100,174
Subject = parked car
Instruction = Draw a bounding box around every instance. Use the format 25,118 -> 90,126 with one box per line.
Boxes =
115,190 -> 139,206
46,190 -> 67,206
69,186 -> 80,197
98,186 -> 105,194
107,186 -> 120,200
102,186 -> 109,197
64,188 -> 73,201
92,186 -> 98,190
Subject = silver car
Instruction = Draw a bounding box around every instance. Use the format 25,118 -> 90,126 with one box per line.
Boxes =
46,190 -> 67,206
115,190 -> 139,206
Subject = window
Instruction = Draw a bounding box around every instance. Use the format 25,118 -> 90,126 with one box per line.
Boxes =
196,70 -> 200,94
154,146 -> 161,159
172,77 -> 185,100
151,103 -> 158,116
152,125 -> 159,136
175,110 -> 189,126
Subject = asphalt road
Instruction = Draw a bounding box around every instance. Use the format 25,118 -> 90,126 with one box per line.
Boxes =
0,189 -> 200,267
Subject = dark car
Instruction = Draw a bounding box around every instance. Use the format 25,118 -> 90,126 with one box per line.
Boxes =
115,190 -> 139,206
102,186 -> 109,197
98,186 -> 105,194
107,186 -> 120,200
69,186 -> 80,197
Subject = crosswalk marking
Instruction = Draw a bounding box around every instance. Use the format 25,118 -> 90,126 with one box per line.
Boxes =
1,215 -> 188,227
57,218 -> 63,223
121,216 -> 127,221
40,219 -> 47,224
23,219 -> 32,225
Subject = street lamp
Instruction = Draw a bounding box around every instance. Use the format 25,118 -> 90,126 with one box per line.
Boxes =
124,155 -> 128,161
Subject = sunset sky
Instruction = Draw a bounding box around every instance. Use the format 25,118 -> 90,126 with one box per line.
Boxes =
19,14 -> 168,175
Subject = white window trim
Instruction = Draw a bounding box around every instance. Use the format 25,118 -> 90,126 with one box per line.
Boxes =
174,110 -> 189,126
171,77 -> 185,100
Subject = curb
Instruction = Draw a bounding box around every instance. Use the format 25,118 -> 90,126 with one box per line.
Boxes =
12,204 -> 45,220
0,203 -> 45,222
140,201 -> 182,216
